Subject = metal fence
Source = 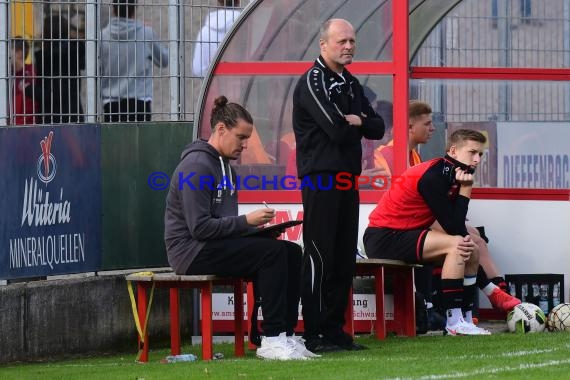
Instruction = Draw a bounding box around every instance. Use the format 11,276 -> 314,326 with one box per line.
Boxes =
413,0 -> 570,123
4,0 -> 249,126
6,0 -> 570,126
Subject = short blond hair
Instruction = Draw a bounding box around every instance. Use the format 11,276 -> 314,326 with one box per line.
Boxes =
409,100 -> 432,121
446,129 -> 487,151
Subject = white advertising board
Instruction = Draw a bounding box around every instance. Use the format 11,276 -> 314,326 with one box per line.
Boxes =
497,122 -> 570,188
211,293 -> 394,321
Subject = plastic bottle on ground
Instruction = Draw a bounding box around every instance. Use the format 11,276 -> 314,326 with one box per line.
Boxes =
164,354 -> 197,363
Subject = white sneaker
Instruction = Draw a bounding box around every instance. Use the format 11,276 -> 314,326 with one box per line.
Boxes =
256,333 -> 308,360
445,318 -> 492,336
466,321 -> 492,335
287,335 -> 321,358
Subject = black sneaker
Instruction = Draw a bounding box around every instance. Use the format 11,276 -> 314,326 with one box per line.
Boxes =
303,335 -> 343,353
340,341 -> 368,351
324,331 -> 368,351
427,308 -> 446,331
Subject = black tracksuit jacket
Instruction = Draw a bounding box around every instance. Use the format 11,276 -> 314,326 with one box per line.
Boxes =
292,56 -> 385,178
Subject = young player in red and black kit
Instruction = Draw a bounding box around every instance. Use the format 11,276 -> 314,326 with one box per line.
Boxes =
374,103 -> 520,331
364,129 -> 492,335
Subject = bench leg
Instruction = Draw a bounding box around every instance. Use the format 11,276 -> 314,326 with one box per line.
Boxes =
234,280 -> 245,357
136,284 -> 149,362
391,267 -> 416,337
169,288 -> 181,356
374,267 -> 387,339
201,283 -> 214,360
344,287 -> 355,336
246,281 -> 256,350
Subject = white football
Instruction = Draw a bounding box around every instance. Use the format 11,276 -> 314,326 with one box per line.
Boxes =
507,302 -> 546,333
547,303 -> 570,332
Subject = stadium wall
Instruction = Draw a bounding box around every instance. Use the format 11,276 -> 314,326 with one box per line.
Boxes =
0,274 -> 194,363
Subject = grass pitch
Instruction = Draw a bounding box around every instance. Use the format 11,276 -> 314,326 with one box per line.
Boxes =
1,327 -> 570,379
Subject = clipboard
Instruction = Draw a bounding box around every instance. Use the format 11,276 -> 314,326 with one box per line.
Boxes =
242,220 -> 303,237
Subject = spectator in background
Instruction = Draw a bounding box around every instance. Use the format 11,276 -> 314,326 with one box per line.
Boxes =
100,0 -> 169,122
374,100 -> 434,174
32,15 -> 85,124
192,0 -> 241,77
10,37 -> 37,125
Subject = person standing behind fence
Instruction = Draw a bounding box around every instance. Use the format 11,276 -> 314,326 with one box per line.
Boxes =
192,0 -> 241,77
31,16 -> 85,124
10,37 -> 37,125
100,0 -> 169,122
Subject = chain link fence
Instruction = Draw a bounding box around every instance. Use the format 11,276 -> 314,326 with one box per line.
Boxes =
5,0 -> 249,126
7,0 -> 570,126
413,0 -> 570,123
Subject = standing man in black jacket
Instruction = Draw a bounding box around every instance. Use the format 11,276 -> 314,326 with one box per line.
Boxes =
292,18 -> 385,353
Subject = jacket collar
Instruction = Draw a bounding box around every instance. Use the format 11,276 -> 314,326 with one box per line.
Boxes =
315,55 -> 352,82
443,154 -> 472,172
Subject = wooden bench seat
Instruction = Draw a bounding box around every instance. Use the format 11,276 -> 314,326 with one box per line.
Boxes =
127,258 -> 420,361
344,259 -> 421,339
126,272 -> 247,362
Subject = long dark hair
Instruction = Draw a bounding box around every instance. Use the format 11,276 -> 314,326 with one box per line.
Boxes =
210,95 -> 253,131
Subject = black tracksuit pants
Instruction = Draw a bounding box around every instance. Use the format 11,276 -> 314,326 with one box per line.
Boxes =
300,173 -> 359,339
103,99 -> 152,122
187,237 -> 301,337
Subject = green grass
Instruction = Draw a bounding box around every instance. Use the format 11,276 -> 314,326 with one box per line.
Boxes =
2,330 -> 570,379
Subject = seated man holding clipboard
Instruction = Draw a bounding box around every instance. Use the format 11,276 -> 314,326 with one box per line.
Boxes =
243,219 -> 303,237
164,96 -> 315,360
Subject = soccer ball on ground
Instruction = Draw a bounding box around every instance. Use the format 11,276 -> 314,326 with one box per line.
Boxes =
547,303 -> 570,332
507,302 -> 546,333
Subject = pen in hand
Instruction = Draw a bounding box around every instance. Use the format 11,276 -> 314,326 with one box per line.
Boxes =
261,201 -> 274,226
260,201 -> 282,236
